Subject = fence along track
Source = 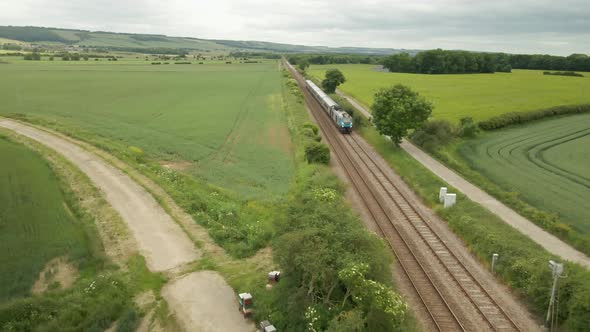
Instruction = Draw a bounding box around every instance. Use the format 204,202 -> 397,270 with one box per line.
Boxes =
342,130 -> 522,332
284,61 -> 465,331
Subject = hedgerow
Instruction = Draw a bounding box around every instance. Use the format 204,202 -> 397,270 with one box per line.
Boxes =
478,104 -> 590,130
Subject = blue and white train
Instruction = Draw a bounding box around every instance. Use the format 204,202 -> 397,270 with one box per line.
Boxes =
305,80 -> 353,133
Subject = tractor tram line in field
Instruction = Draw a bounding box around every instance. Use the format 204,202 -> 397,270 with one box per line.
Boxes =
285,60 -> 523,332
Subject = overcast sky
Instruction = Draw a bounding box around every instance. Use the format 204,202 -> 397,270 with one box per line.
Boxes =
1,0 -> 589,55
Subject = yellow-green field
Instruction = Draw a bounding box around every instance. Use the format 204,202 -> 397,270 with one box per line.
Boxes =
309,64 -> 590,123
0,60 -> 293,197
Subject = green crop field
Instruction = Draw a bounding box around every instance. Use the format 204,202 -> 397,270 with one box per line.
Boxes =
0,136 -> 92,302
457,113 -> 590,234
309,64 -> 590,123
0,61 -> 293,197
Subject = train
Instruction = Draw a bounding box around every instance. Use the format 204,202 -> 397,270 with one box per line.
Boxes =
305,80 -> 353,133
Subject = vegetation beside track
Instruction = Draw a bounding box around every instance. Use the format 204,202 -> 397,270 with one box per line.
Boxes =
247,69 -> 412,331
358,125 -> 590,331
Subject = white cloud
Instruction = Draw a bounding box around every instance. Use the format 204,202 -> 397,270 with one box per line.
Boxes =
1,0 -> 589,55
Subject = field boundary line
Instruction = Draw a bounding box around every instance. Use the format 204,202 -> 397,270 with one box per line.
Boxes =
335,92 -> 590,269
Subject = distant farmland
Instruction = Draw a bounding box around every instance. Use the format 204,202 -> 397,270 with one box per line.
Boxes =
458,113 -> 590,234
309,64 -> 590,123
0,136 -> 91,301
0,61 -> 293,197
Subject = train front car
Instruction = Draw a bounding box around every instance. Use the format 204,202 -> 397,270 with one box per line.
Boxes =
338,111 -> 353,133
305,80 -> 353,134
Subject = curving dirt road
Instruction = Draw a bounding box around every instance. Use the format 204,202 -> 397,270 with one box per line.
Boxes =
0,119 -> 253,331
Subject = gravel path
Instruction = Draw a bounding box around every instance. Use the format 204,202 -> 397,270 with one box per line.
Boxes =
0,119 -> 253,331
162,271 -> 255,332
335,91 -> 590,269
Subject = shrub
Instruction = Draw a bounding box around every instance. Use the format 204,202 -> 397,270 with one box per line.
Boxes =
478,104 -> 590,130
301,127 -> 321,142
302,122 -> 319,135
410,119 -> 455,152
305,142 -> 330,164
174,61 -> 191,64
458,117 -> 479,137
23,52 -> 41,61
151,62 -> 161,65
543,71 -> 584,77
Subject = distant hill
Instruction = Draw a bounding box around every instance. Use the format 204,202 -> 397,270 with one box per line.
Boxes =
0,25 -> 411,55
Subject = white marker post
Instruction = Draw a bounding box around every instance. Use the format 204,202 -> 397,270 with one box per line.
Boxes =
492,253 -> 499,273
439,187 -> 448,203
443,193 -> 456,208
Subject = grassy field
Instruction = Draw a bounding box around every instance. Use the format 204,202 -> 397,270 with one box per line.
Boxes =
0,60 -> 293,197
0,136 -> 92,302
458,113 -> 590,234
309,64 -> 590,123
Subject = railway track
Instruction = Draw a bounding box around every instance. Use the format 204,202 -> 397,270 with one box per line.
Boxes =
284,60 -> 522,332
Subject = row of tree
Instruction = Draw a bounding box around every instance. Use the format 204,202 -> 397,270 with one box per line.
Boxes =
288,54 -> 382,65
382,49 -> 590,74
511,53 -> 590,71
382,49 -> 512,74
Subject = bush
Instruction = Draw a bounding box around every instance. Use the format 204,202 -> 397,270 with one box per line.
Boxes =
302,127 -> 321,142
174,61 -> 191,64
543,71 -> 584,77
410,120 -> 455,152
151,62 -> 161,65
478,104 -> 590,130
23,52 -> 41,61
302,122 -> 319,135
457,117 -> 479,137
304,142 -> 330,164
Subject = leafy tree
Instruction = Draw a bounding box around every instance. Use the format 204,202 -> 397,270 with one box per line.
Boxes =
2,43 -> 22,51
322,69 -> 346,93
371,85 -> 433,145
297,59 -> 310,72
339,263 -> 407,331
